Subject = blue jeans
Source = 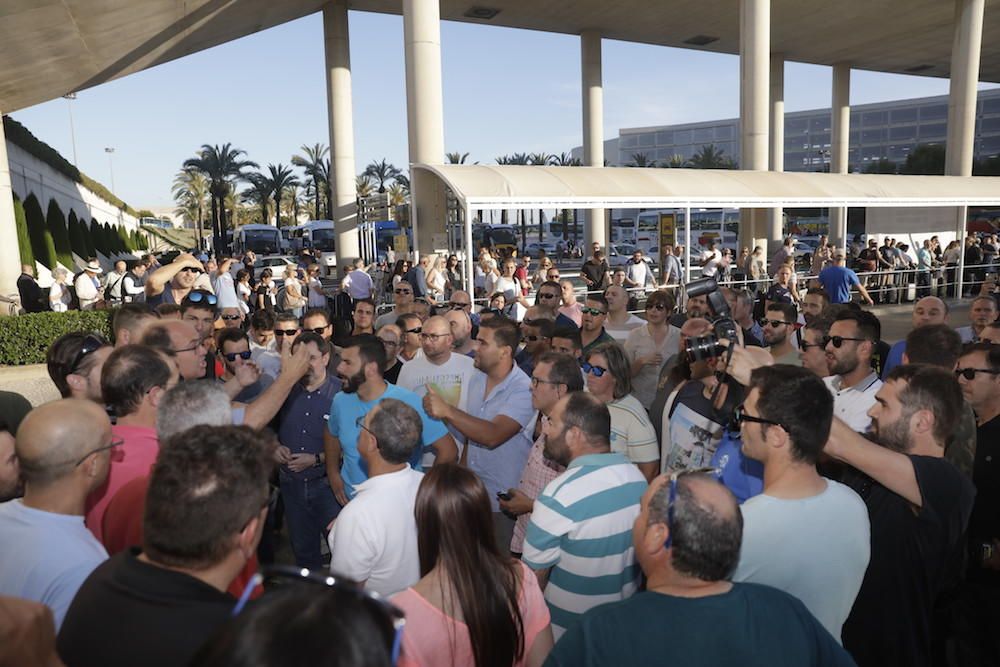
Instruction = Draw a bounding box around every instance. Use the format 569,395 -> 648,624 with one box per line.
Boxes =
278,471 -> 341,569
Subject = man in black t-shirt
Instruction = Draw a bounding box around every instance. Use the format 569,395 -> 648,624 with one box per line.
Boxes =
580,249 -> 610,293
58,425 -> 274,667
824,365 -> 975,667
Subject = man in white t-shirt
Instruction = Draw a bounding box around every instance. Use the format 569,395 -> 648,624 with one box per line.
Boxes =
733,365 -> 870,643
699,241 -> 723,279
823,310 -> 883,433
343,258 -> 374,301
396,316 -> 479,464
328,399 -> 424,596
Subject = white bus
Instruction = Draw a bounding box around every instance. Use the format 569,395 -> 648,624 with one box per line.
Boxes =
634,208 -> 741,254
233,224 -> 282,256
289,220 -> 337,275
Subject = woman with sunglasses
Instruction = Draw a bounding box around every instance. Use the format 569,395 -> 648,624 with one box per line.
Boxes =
391,463 -> 553,667
531,257 -> 552,289
582,343 -> 660,482
444,255 -> 462,300
625,291 -> 680,410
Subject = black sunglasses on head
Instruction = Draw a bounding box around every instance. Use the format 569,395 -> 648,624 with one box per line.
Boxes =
70,333 -> 109,374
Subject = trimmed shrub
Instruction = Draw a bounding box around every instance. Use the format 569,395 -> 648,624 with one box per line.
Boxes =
23,193 -> 57,269
89,218 -> 103,256
0,309 -> 112,366
46,199 -> 73,268
13,193 -> 33,267
67,210 -> 87,258
117,225 -> 133,252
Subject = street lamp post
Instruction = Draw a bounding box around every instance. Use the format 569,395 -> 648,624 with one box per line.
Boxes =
63,93 -> 78,165
104,147 -> 115,192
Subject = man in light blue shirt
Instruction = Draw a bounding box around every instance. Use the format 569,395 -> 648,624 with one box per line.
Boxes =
0,400 -> 111,629
424,317 -> 535,548
325,335 -> 457,503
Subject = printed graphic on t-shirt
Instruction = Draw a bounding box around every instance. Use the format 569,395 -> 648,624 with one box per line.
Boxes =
665,403 -> 725,473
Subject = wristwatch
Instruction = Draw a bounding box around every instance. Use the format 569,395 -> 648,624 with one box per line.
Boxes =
313,453 -> 322,467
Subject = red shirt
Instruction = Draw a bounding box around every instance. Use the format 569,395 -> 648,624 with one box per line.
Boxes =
86,424 -> 159,543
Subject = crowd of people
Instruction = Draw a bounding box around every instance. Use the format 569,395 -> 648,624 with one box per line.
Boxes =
0,237 -> 998,667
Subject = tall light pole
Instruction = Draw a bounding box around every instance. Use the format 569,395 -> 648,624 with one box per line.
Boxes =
104,147 -> 115,192
63,93 -> 78,165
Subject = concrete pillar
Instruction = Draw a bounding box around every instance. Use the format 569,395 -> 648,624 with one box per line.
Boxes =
830,63 -> 851,251
581,30 -> 607,250
403,0 -> 446,257
739,0 -> 772,269
324,2 -> 359,272
765,53 -> 784,254
0,114 -> 22,298
946,0 -> 984,177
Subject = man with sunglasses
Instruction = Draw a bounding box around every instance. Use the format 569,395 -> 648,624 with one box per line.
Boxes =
522,392 -> 647,640
800,316 -> 833,378
181,290 -> 221,379
534,281 -> 576,329
547,469 -> 854,666
822,365 -> 974,667
516,307 -> 556,376
732,365 -> 870,642
47,331 -> 114,403
375,281 -> 415,330
396,313 -> 423,363
0,399 -> 113,630
580,294 -> 615,355
761,303 -> 802,366
216,328 -> 273,403
955,343 -> 1000,661
301,308 -> 343,377
823,310 -> 883,432
376,325 -> 405,383
145,252 -> 206,308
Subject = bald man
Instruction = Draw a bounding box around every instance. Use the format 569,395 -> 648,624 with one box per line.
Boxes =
444,308 -> 476,357
881,296 -> 948,378
0,400 -> 112,629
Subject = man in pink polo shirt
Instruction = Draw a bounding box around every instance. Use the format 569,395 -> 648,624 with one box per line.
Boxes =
84,345 -> 179,541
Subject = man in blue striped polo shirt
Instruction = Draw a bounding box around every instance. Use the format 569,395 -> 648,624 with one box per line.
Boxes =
522,392 -> 647,639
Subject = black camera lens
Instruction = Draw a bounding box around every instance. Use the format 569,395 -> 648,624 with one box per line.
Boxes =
685,334 -> 725,363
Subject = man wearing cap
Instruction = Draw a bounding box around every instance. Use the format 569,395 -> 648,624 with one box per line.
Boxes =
818,251 -> 874,306
75,260 -> 105,310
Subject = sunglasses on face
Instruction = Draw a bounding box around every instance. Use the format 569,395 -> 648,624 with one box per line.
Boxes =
646,303 -> 667,311
405,328 -> 422,335
581,361 -> 608,377
223,350 -> 253,362
221,314 -> 242,321
538,292 -> 559,300
304,327 -> 329,335
581,307 -> 606,316
180,267 -> 204,275
760,319 -> 794,328
274,329 -> 300,337
522,335 -> 548,343
185,291 -> 217,306
955,367 -> 1000,380
734,405 -> 787,430
395,289 -> 412,295
823,335 -> 866,348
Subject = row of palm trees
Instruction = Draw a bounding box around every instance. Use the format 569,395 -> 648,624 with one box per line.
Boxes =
626,143 -> 737,169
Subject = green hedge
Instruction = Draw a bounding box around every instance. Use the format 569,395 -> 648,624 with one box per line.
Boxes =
13,194 -> 33,267
24,193 -> 57,269
0,310 -> 113,366
68,210 -> 86,258
46,199 -> 73,268
83,218 -> 97,257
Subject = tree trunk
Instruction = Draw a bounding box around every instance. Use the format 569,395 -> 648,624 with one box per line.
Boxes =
210,195 -> 220,258
573,209 -> 579,245
539,209 -> 544,243
274,192 -> 282,227
196,205 -> 204,252
520,210 -> 526,250
218,195 -> 228,257
314,177 -> 321,219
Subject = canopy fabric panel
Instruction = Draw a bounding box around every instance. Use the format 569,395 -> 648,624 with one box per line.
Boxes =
413,164 -> 1000,210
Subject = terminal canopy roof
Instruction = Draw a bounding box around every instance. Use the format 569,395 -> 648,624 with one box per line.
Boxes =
413,164 -> 1000,211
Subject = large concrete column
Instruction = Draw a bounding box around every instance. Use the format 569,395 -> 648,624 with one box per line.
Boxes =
403,0 -> 446,258
739,0 -> 771,266
830,63 -> 851,251
766,53 -> 784,253
581,30 -> 606,250
946,0 -> 984,177
324,2 -> 359,271
0,114 -> 22,298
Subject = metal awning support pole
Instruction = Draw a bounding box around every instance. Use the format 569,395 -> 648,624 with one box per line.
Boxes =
684,206 -> 692,284
957,206 -> 967,299
464,203 -> 474,297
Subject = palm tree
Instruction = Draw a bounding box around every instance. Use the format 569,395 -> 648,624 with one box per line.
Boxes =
183,144 -> 257,254
283,183 -> 305,223
258,164 -> 300,227
688,144 -> 733,169
528,153 -> 555,241
388,183 -> 408,208
242,174 -> 273,225
505,153 -> 531,247
627,152 -> 655,167
172,168 -> 209,250
551,152 -> 582,243
356,175 -> 374,199
319,158 -> 333,219
291,143 -> 329,219
662,154 -> 687,168
445,151 -> 470,164
363,158 -> 401,193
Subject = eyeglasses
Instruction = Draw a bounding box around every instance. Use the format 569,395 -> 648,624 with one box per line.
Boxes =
955,367 -> 1000,380
394,289 -> 412,295
823,335 -> 867,348
581,307 -> 607,316
180,267 -> 204,275
537,292 -> 559,300
354,414 -> 379,441
760,319 -> 794,328
645,303 -> 667,311
69,333 -> 108,374
274,329 -> 300,337
221,314 -> 242,321
304,327 -> 329,335
378,339 -> 399,348
232,565 -> 405,666
581,361 -> 608,377
223,350 -> 253,362
530,376 -> 562,388
734,405 -> 787,431
74,437 -> 124,467
419,332 -> 450,341
185,291 -> 217,305
405,328 -> 422,335
664,467 -> 721,549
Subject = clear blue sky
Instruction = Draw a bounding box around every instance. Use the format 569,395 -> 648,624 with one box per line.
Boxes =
8,10 -> 995,209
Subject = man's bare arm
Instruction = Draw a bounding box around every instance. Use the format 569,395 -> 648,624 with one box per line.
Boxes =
825,417 -> 923,507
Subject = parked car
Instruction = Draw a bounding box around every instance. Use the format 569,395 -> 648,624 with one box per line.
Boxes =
608,244 -> 657,268
524,242 -> 557,258
252,255 -> 297,282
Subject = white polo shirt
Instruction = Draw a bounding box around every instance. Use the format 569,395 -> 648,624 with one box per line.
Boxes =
328,466 -> 423,597
823,372 -> 882,433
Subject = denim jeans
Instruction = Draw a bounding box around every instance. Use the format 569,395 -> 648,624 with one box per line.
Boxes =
278,471 -> 341,570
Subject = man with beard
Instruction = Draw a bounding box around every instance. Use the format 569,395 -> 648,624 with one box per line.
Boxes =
275,333 -> 341,569
823,310 -> 883,432
444,307 -> 476,357
351,298 -> 376,336
800,316 -> 833,378
761,303 -> 802,366
521,392 -> 647,640
375,278 -> 415,330
800,288 -> 830,325
46,332 -> 114,404
0,420 -> 21,502
145,252 -> 206,308
824,364 -> 974,667
324,335 -> 456,505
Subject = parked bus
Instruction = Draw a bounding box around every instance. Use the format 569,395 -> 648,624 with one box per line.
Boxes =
233,224 -> 281,255
632,208 -> 741,253
289,220 -> 337,274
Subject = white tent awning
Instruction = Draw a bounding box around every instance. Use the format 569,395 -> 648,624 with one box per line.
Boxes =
412,164 -> 1000,210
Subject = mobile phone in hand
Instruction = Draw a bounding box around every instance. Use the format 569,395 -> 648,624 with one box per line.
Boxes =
496,491 -> 512,502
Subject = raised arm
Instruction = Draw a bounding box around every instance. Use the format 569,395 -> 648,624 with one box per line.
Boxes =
423,385 -> 523,449
825,417 -> 922,507
146,253 -> 203,297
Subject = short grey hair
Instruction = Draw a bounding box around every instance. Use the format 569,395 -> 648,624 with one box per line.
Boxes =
52,267 -> 69,279
157,380 -> 233,441
369,398 -> 422,465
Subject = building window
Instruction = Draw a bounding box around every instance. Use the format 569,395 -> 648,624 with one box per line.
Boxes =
919,123 -> 947,140
862,129 -> 884,144
655,131 -> 673,145
889,126 -> 917,141
979,116 -> 1000,133
786,118 -> 809,134
714,125 -> 734,140
890,108 -> 918,123
693,128 -> 714,144
809,117 -> 831,133
862,111 -> 886,125
637,133 -> 655,147
621,135 -> 639,149
982,97 -> 1000,114
920,104 -> 948,121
